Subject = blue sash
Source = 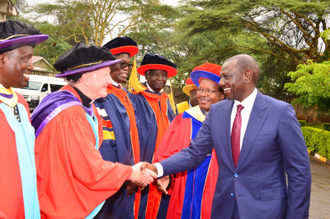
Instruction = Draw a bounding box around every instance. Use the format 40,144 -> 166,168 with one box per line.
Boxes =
0,103 -> 40,219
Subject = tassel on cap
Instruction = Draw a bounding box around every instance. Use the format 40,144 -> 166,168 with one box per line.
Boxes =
128,57 -> 146,93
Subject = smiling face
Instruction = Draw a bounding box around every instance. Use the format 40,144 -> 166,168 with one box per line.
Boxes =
146,69 -> 168,93
219,59 -> 250,102
110,53 -> 131,84
0,45 -> 34,88
219,55 -> 258,102
197,78 -> 224,112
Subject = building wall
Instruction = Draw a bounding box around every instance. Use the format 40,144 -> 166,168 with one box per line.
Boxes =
0,0 -> 19,22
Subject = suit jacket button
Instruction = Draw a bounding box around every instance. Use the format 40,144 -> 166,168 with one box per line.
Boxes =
234,173 -> 239,177
231,193 -> 235,197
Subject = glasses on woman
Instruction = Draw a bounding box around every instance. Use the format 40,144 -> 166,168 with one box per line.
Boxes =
197,88 -> 220,95
120,62 -> 133,70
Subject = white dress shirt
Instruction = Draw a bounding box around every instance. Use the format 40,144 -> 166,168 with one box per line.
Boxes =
112,81 -> 122,89
230,88 -> 258,150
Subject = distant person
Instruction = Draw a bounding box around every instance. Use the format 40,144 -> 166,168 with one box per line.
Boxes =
129,54 -> 177,219
143,54 -> 312,219
31,43 -> 156,218
155,63 -> 224,219
0,20 -> 48,219
94,37 -> 142,219
176,77 -> 198,113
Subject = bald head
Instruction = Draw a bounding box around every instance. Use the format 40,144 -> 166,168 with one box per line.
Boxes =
225,54 -> 259,85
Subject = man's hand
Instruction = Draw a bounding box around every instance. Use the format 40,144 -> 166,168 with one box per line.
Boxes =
156,175 -> 169,194
141,161 -> 158,175
126,181 -> 138,197
129,162 -> 157,187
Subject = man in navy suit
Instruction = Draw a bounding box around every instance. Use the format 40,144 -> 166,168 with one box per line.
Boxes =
143,54 -> 311,219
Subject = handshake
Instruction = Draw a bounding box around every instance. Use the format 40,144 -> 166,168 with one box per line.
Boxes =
127,162 -> 169,195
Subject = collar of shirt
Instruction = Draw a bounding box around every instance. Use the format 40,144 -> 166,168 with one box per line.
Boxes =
146,82 -> 164,93
112,81 -> 121,89
230,87 -> 258,150
188,100 -> 192,108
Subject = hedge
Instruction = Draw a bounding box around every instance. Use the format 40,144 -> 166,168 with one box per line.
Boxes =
323,123 -> 330,131
298,120 -> 307,127
302,127 -> 330,160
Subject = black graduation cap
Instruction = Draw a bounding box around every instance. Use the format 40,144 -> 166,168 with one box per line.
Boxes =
137,54 -> 177,78
103,37 -> 139,57
0,20 -> 48,53
54,43 -> 121,78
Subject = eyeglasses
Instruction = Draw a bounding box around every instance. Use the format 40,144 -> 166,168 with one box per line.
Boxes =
120,62 -> 133,70
197,88 -> 220,95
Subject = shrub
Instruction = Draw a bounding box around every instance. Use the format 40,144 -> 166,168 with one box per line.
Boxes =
298,120 -> 307,127
302,127 -> 330,160
323,123 -> 330,131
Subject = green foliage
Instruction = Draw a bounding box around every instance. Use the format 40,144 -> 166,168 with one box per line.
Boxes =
181,0 -> 330,63
323,123 -> 330,131
177,0 -> 330,95
285,60 -> 330,112
29,0 -> 171,46
302,127 -> 330,160
299,120 -> 307,127
8,16 -> 72,65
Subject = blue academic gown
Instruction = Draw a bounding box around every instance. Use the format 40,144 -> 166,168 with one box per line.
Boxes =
129,88 -> 175,219
94,85 -> 141,219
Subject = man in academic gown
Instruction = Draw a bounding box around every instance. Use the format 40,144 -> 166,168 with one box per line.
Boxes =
155,63 -> 224,219
31,43 -> 156,219
0,20 -> 48,219
129,54 -> 177,219
176,77 -> 198,114
94,37 -> 141,219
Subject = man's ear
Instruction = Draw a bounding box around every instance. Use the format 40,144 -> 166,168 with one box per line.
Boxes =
243,69 -> 253,83
80,73 -> 91,86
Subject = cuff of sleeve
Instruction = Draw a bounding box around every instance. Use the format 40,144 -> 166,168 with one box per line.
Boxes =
154,163 -> 164,178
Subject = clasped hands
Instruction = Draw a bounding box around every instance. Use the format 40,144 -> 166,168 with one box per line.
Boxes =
127,162 -> 170,196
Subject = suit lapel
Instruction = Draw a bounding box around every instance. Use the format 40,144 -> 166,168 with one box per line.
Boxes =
216,100 -> 235,170
236,93 -> 268,170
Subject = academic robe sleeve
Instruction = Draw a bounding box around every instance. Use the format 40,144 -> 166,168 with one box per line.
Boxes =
154,113 -> 192,163
36,105 -> 133,218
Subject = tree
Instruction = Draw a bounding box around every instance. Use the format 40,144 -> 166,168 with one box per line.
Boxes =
31,0 -> 170,46
285,60 -> 330,113
176,0 -> 330,95
8,16 -> 72,65
181,0 -> 330,64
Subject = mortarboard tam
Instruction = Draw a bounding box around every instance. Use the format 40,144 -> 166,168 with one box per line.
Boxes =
190,62 -> 221,87
103,37 -> 139,57
54,43 -> 121,78
137,54 -> 177,78
191,63 -> 222,87
182,78 -> 197,96
0,20 -> 48,54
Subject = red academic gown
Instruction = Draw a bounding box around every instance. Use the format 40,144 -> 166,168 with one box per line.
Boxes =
34,85 -> 133,218
154,106 -> 219,219
0,94 -> 31,219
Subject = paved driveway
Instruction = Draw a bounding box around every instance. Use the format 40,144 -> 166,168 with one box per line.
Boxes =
309,155 -> 330,219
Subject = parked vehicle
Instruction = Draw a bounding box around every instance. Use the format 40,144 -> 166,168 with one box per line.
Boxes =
13,75 -> 67,111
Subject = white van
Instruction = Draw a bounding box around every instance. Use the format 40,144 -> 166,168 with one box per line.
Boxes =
14,75 -> 67,111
